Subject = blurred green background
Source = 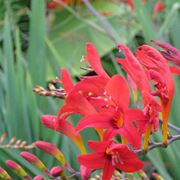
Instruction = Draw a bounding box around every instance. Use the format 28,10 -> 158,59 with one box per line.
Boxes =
0,0 -> 180,179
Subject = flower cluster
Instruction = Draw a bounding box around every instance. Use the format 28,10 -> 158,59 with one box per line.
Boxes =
40,40 -> 180,179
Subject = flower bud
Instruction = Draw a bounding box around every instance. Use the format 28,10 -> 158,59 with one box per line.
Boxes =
0,167 -> 12,180
50,166 -> 63,177
152,172 -> 164,180
35,141 -> 66,165
41,115 -> 55,129
138,170 -> 148,178
20,152 -> 49,173
6,160 -> 31,179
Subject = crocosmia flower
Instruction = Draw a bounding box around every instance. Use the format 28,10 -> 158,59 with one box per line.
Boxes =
136,45 -> 174,145
76,74 -> 145,149
117,44 -> 161,150
78,140 -> 144,180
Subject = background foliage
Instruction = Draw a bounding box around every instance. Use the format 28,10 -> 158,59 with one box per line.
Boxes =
0,0 -> 180,179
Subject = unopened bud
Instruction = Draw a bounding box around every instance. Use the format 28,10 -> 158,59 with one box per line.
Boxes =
35,141 -> 66,165
6,160 -> 31,179
0,167 -> 12,180
41,115 -> 56,129
20,152 -> 49,173
138,170 -> 148,178
152,172 -> 164,180
50,166 -> 63,177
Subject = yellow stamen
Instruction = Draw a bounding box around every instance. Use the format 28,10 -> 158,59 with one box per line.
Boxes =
116,113 -> 124,128
105,147 -> 111,155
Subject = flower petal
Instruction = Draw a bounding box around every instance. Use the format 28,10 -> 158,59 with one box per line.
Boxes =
59,91 -> 96,117
125,108 -> 147,133
88,140 -> 110,153
170,66 -> 180,75
110,144 -> 144,172
116,158 -> 144,172
125,108 -> 146,121
61,68 -> 74,93
103,129 -> 117,140
74,75 -> 108,97
41,115 -> 86,154
136,45 -> 167,72
110,144 -> 136,158
86,42 -> 109,79
117,44 -> 151,93
78,153 -> 105,169
56,119 -> 86,153
102,161 -> 114,180
76,113 -> 113,133
80,165 -> 92,180
120,124 -> 141,149
105,74 -> 130,109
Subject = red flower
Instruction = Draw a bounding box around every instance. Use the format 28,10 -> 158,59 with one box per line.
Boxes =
76,75 -> 145,149
117,44 -> 161,132
55,43 -> 112,141
57,90 -> 105,140
58,42 -> 110,118
117,44 -> 162,151
136,45 -> 174,145
78,140 -> 144,180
